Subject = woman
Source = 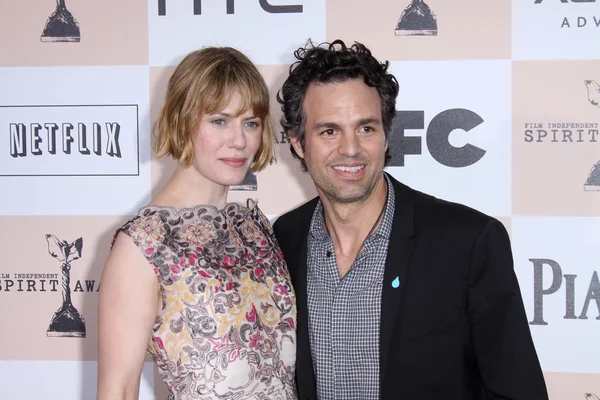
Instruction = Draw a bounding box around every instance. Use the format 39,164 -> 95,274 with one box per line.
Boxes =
97,47 -> 297,400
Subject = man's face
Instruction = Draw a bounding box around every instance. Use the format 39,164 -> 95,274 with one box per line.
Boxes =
291,78 -> 388,205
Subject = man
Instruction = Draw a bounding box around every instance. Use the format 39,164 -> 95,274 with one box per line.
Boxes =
273,40 -> 548,400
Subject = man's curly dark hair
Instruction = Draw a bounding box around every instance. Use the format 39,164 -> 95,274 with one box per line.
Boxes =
276,39 -> 399,171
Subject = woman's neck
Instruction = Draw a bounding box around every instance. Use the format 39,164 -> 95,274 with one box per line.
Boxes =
150,164 -> 229,210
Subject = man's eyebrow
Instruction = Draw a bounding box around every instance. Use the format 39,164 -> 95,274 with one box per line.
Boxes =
311,121 -> 342,131
312,117 -> 382,129
355,117 -> 382,128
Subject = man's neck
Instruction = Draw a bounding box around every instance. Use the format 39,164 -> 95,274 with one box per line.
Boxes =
320,174 -> 388,278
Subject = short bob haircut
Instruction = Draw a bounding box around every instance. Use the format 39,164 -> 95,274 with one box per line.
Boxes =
153,47 -> 275,172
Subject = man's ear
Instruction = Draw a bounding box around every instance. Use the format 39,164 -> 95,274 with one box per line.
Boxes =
290,133 -> 305,159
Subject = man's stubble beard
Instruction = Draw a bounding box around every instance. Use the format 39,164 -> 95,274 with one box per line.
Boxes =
306,157 -> 385,206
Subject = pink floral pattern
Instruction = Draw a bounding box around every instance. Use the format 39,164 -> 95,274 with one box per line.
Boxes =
114,199 -> 297,399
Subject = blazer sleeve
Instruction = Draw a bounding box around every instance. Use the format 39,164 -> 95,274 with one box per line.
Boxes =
272,218 -> 286,253
467,218 -> 549,400
272,217 -> 283,239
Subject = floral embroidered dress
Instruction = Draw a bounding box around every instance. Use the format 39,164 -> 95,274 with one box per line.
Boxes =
115,199 -> 297,400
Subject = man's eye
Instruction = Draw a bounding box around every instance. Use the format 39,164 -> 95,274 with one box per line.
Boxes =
322,129 -> 335,136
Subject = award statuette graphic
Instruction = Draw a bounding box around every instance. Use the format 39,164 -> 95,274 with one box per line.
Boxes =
231,170 -> 257,191
584,80 -> 600,109
395,0 -> 437,36
41,0 -> 81,42
45,234 -> 86,338
584,80 -> 600,191
584,161 -> 600,191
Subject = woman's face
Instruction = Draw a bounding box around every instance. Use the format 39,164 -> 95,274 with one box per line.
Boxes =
190,91 -> 263,188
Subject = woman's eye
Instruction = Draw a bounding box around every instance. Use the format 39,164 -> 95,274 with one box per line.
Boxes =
245,121 -> 260,128
212,119 -> 225,126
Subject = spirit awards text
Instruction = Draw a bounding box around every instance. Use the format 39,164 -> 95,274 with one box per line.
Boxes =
523,122 -> 599,143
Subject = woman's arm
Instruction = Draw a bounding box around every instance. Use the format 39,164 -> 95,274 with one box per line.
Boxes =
97,233 -> 161,400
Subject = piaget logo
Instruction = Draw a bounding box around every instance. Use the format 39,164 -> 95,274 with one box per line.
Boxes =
528,258 -> 600,326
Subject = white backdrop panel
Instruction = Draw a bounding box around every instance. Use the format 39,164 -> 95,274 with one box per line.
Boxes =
0,361 -> 155,399
513,216 -> 600,374
148,0 -> 327,66
0,66 -> 151,215
385,59 -> 512,217
513,0 -> 600,60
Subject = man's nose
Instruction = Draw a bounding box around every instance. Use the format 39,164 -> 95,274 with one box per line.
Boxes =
338,131 -> 360,157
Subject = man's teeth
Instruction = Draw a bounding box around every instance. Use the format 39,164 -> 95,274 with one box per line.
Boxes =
333,165 -> 364,172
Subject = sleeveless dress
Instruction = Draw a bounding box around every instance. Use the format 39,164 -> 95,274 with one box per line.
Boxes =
114,199 -> 298,399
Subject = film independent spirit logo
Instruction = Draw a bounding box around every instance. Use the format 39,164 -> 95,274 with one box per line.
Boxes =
523,79 -> 600,191
0,234 -> 98,338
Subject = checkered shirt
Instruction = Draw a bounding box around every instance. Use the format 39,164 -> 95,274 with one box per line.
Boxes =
306,174 -> 395,400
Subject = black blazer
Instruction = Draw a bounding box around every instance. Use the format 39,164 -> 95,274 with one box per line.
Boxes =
273,174 -> 548,400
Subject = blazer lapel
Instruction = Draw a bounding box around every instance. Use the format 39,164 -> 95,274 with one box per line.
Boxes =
295,233 -> 317,399
283,202 -> 317,399
379,175 -> 416,384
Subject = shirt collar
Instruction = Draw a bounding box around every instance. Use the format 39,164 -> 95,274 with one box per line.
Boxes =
308,173 -> 395,242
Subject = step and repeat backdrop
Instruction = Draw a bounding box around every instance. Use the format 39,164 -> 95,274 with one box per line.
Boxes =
0,0 -> 599,398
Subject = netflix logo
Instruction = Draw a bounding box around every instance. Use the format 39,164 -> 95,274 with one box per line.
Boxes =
0,105 -> 139,177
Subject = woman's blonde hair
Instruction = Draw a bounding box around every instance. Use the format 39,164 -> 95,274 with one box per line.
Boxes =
153,47 -> 275,172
